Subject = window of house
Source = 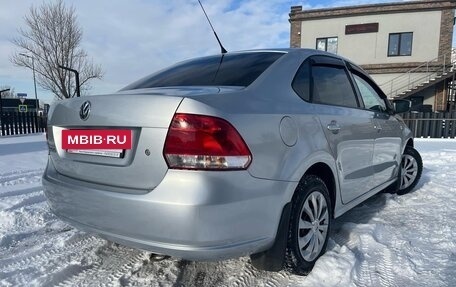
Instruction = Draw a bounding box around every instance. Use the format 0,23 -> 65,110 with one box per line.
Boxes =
311,65 -> 358,108
316,37 -> 338,54
388,32 -> 413,56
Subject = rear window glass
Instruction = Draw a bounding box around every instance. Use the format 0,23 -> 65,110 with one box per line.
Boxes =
122,52 -> 284,90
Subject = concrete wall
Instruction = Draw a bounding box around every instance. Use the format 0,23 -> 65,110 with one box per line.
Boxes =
299,11 -> 442,65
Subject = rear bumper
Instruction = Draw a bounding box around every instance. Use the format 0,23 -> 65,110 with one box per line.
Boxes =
42,159 -> 296,260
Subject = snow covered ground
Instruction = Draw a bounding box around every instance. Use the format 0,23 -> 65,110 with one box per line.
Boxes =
0,134 -> 455,287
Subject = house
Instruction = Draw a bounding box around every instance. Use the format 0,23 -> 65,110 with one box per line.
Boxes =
289,0 -> 456,112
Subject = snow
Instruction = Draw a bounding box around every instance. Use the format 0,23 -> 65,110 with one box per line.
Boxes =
1,134 -> 455,286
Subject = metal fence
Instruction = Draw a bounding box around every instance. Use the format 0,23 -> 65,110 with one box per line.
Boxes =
0,112 -> 47,136
401,111 -> 456,138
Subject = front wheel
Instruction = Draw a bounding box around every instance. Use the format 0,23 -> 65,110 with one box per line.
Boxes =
397,146 -> 423,195
286,175 -> 332,275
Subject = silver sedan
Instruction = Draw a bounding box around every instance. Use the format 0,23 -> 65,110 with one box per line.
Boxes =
43,49 -> 422,274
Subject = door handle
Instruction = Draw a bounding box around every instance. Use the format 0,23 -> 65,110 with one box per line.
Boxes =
327,121 -> 341,134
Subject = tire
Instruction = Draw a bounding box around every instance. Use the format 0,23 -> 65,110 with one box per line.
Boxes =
397,146 -> 422,195
286,175 -> 332,275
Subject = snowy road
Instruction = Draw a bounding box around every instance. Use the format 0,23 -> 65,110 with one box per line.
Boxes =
0,134 -> 455,287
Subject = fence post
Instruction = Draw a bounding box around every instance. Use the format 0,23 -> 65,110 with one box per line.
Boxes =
5,113 -> 11,136
437,112 -> 444,138
27,112 -> 32,134
34,112 -> 39,133
40,116 -> 46,132
410,112 -> 418,137
13,113 -> 19,135
451,111 -> 456,138
20,112 -> 26,134
0,112 -> 4,136
422,112 -> 430,137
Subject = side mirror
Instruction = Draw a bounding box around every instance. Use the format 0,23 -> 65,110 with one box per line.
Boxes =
392,99 -> 411,114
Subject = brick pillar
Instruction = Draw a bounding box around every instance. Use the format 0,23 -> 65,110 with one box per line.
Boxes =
290,21 -> 302,48
434,81 -> 447,111
438,8 -> 454,58
289,6 -> 302,48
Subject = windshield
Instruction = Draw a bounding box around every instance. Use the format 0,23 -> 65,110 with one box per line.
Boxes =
121,52 -> 284,90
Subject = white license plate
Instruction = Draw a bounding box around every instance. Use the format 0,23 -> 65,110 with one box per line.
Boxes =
67,149 -> 124,158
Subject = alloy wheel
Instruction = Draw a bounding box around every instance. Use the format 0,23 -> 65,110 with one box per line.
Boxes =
400,154 -> 418,190
297,191 -> 329,262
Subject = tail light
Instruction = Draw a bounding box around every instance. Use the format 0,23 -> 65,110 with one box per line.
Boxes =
163,113 -> 252,170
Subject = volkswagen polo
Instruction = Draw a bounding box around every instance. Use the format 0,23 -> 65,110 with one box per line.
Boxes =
43,49 -> 422,274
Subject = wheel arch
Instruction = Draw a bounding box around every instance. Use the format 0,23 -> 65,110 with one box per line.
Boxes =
290,156 -> 339,218
402,137 -> 414,154
406,138 -> 414,147
302,162 -> 336,217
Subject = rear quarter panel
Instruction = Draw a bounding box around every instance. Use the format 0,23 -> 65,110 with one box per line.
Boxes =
175,51 -> 340,206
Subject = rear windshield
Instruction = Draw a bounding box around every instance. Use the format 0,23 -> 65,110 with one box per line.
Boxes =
122,52 -> 284,90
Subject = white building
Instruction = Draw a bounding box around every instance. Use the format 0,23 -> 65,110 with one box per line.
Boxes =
289,0 -> 456,112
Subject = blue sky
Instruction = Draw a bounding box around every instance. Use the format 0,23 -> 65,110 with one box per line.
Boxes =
0,0 -> 447,104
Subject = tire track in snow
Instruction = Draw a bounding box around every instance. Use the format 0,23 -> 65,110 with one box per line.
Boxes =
332,229 -> 374,287
0,169 -> 43,185
171,260 -> 229,287
0,185 -> 43,199
4,193 -> 46,212
121,256 -> 180,287
0,224 -> 72,256
336,229 -> 397,287
55,244 -> 146,287
233,262 -> 259,287
377,248 -> 396,287
354,242 -> 374,287
0,168 -> 43,178
232,260 -> 259,287
0,235 -> 102,272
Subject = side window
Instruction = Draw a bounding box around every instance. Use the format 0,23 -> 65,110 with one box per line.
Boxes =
292,59 -> 311,101
352,74 -> 387,112
311,65 -> 358,108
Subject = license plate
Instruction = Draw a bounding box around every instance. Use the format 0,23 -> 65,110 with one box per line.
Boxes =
62,129 -> 133,151
67,149 -> 124,158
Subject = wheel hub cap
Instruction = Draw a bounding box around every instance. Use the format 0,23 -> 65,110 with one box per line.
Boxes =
297,191 -> 329,262
400,154 -> 418,190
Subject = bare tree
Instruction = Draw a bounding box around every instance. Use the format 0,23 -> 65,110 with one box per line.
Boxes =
11,0 -> 102,100
0,85 -> 16,98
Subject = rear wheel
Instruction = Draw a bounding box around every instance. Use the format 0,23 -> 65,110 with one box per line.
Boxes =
397,146 -> 422,195
286,175 -> 332,275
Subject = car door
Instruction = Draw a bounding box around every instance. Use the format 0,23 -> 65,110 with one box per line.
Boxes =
307,56 -> 377,204
349,66 -> 402,188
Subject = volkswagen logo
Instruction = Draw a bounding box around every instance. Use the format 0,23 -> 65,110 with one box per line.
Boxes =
79,101 -> 91,121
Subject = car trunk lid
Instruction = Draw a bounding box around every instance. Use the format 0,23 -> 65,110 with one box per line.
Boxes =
47,87 -> 221,191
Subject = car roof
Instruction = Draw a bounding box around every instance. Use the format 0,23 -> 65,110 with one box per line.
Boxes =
225,48 -> 355,63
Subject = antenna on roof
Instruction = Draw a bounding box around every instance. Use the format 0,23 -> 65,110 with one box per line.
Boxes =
197,0 -> 227,54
